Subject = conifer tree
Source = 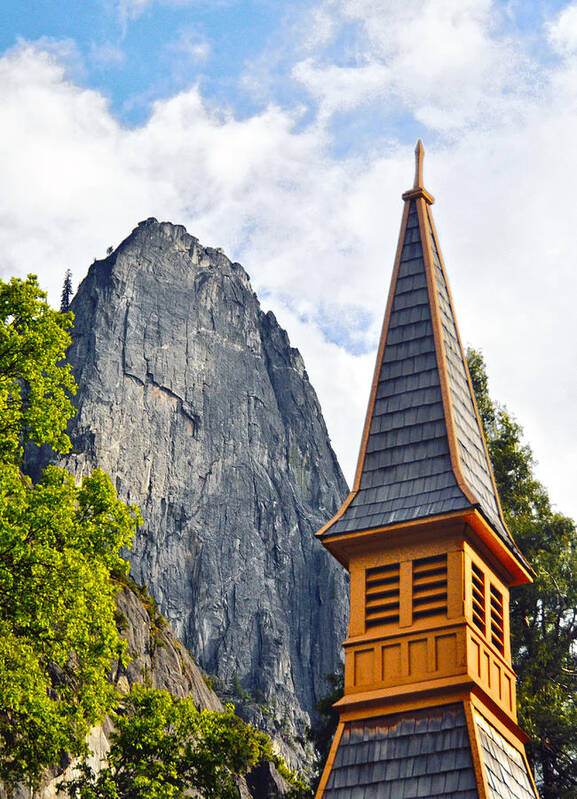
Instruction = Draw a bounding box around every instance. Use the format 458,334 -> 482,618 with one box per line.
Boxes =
467,349 -> 577,799
60,269 -> 73,312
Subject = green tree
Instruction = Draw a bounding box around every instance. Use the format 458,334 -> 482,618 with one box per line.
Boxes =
467,349 -> 577,799
60,270 -> 73,313
63,685 -> 310,799
0,276 -> 141,794
0,276 -> 76,464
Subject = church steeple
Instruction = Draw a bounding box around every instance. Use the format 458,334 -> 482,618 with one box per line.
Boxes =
318,141 -> 530,585
315,144 -> 538,799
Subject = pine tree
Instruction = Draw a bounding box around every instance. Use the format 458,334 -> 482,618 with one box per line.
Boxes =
60,269 -> 73,312
467,349 -> 577,798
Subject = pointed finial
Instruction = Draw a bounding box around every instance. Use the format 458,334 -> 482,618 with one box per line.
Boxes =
402,139 -> 434,203
414,139 -> 424,189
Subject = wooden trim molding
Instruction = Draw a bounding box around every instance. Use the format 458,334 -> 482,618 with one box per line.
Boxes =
315,721 -> 345,799
464,699 -> 490,799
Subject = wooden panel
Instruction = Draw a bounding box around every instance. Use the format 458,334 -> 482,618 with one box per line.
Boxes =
382,644 -> 402,683
399,560 -> 412,627
484,652 -> 491,687
465,628 -> 517,720
435,633 -> 457,673
354,648 -> 375,686
409,638 -> 428,677
491,661 -> 502,700
447,549 -> 464,618
348,566 -> 365,637
504,674 -> 513,712
472,638 -> 481,677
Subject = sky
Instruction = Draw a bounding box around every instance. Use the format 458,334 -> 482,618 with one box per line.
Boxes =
1,0 -> 577,520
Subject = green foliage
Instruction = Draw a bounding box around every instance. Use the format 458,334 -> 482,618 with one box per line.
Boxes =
467,349 -> 577,798
0,467 -> 140,790
0,275 -> 76,464
63,685 -> 310,799
0,276 -> 141,794
204,672 -> 224,693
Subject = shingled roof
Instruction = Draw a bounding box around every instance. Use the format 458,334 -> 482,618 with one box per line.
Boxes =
321,705 -> 538,799
322,705 -> 479,799
475,713 -> 537,799
319,142 -> 522,560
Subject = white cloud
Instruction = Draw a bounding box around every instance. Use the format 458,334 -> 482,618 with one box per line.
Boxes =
548,2 -> 577,55
294,0 -> 534,132
292,60 -> 390,120
167,26 -> 211,65
2,1 -> 577,525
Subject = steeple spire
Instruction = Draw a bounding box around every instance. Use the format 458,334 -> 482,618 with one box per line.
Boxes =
318,140 -> 529,582
414,138 -> 424,189
314,142 -> 537,799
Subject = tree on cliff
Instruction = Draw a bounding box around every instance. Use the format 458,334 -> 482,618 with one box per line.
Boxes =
60,269 -> 73,313
0,275 -> 308,799
63,684 -> 309,799
0,276 -> 141,793
467,349 -> 577,799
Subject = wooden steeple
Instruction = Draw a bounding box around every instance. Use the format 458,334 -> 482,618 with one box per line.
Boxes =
315,142 -> 538,799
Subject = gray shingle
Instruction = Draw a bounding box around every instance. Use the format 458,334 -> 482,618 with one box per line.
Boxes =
475,713 -> 537,799
427,224 -> 508,541
321,198 -> 525,566
323,705 -> 478,799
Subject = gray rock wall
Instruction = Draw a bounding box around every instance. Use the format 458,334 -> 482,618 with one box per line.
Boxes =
49,219 -> 348,744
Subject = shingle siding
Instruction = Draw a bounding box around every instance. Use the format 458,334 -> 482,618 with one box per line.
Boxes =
323,705 -> 479,799
475,713 -> 537,799
427,214 -> 508,541
323,198 -> 517,553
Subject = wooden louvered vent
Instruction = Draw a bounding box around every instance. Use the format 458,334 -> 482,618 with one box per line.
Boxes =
365,563 -> 400,629
471,563 -> 486,634
490,585 -> 505,654
412,554 -> 448,621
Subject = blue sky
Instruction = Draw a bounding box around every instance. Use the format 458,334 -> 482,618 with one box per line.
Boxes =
2,0 -> 577,519
1,1 -> 311,126
0,0 -> 567,132
1,1 -> 294,123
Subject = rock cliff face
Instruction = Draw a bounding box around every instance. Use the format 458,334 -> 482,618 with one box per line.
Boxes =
48,219 -> 349,746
